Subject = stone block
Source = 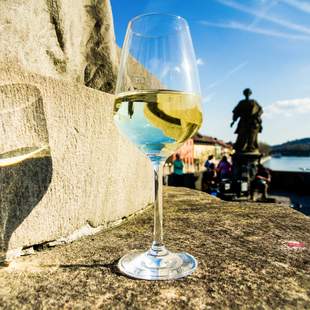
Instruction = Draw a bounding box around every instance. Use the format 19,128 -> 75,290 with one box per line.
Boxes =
0,65 -> 153,254
0,0 -> 118,93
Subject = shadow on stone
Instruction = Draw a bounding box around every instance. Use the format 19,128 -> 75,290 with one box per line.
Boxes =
0,152 -> 53,262
44,259 -> 122,276
0,83 -> 53,263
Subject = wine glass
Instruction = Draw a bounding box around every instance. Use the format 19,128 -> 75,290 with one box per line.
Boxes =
0,84 -> 52,266
114,13 -> 203,280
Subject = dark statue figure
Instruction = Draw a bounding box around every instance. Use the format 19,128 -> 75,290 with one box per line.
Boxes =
231,88 -> 263,153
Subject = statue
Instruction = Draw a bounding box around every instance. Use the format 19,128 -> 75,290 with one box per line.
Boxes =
231,88 -> 263,153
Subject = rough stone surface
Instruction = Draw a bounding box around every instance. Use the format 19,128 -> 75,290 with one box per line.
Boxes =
0,187 -> 309,309
0,65 -> 153,252
0,0 -> 118,93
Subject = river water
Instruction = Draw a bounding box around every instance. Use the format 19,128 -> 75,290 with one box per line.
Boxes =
264,156 -> 310,172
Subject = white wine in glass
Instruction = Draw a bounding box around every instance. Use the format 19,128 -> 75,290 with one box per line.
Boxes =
114,13 -> 203,280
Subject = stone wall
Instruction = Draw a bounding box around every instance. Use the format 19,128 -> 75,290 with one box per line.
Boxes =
0,65 -> 153,254
270,170 -> 310,194
0,1 -> 163,257
0,0 -> 118,93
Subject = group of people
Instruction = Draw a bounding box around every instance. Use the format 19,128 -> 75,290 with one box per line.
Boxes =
202,155 -> 231,191
172,153 -> 271,200
202,154 -> 271,200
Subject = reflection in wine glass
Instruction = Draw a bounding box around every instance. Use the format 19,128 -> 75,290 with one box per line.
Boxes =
114,14 -> 203,280
0,84 -> 52,266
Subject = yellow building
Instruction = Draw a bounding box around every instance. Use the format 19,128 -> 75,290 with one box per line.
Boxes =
193,133 -> 233,170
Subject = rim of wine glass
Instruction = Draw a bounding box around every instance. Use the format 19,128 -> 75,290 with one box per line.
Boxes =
128,12 -> 189,38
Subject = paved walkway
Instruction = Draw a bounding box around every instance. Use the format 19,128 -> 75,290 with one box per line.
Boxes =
1,187 -> 309,309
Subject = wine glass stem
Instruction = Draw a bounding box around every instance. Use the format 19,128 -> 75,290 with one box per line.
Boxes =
151,163 -> 167,255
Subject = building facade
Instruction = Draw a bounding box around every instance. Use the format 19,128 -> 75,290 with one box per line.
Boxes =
170,133 -> 233,172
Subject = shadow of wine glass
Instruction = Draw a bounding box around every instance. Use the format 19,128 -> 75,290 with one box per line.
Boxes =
0,83 -> 53,264
41,259 -> 123,276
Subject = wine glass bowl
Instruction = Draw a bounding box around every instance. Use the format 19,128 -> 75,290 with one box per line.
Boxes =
114,13 -> 202,280
114,90 -> 202,165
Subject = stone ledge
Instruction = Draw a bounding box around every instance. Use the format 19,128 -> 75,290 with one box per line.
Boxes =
0,187 -> 309,309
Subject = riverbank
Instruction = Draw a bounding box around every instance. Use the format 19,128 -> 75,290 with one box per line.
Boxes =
0,187 -> 309,308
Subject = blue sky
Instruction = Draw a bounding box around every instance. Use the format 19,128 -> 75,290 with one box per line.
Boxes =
110,0 -> 310,145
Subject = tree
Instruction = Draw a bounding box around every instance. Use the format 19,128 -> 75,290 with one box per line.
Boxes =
258,142 -> 271,156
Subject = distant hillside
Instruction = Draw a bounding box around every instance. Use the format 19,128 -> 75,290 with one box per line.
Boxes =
272,138 -> 310,156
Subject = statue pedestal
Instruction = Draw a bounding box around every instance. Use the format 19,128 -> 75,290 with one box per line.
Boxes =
232,152 -> 262,196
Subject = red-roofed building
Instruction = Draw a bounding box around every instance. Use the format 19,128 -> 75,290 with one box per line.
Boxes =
193,133 -> 233,162
169,133 -> 233,172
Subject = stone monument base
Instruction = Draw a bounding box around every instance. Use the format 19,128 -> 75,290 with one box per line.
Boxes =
232,151 -> 262,196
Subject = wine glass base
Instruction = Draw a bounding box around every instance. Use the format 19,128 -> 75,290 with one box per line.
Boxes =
118,248 -> 197,280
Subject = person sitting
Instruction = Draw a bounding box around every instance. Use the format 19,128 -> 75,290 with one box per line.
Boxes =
216,156 -> 232,181
250,164 -> 271,201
